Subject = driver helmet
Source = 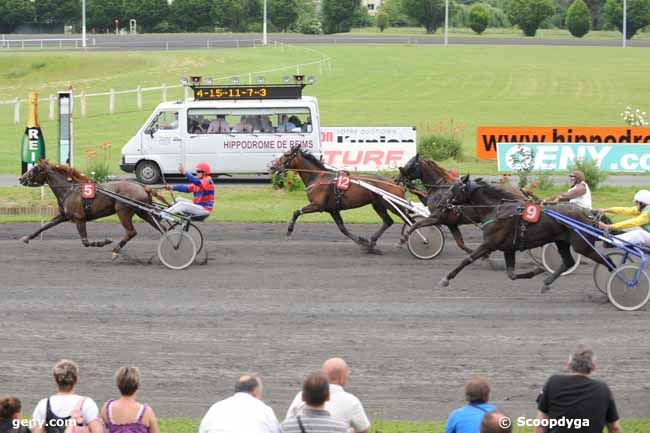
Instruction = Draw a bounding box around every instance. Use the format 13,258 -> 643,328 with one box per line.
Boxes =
633,189 -> 650,205
448,168 -> 459,179
195,162 -> 211,174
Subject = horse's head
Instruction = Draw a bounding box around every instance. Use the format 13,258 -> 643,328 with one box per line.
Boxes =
19,160 -> 50,187
269,145 -> 302,174
397,154 -> 422,185
429,174 -> 476,219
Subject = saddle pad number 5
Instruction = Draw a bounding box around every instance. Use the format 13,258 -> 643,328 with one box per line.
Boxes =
81,183 -> 96,199
522,202 -> 541,223
336,173 -> 350,191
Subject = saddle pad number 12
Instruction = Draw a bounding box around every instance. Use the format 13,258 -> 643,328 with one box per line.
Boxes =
81,183 -> 96,199
522,202 -> 541,223
336,172 -> 350,191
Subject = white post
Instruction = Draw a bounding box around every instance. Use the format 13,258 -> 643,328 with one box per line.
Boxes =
13,98 -> 20,125
40,40 -> 43,49
296,64 -> 300,74
165,41 -> 169,50
82,0 -> 87,48
248,72 -> 252,84
623,0 -> 627,48
93,38 -> 96,46
109,89 -> 115,114
49,94 -> 55,120
236,39 -> 240,49
263,0 -> 268,45
444,0 -> 449,46
80,91 -> 86,117
59,40 -> 62,48
207,39 -> 210,49
137,85 -> 143,110
161,84 -> 167,102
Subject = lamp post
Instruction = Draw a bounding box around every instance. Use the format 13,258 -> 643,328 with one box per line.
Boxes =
81,0 -> 87,48
622,0 -> 627,48
263,0 -> 268,45
444,0 -> 449,46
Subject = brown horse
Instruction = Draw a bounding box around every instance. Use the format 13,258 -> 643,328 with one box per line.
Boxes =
269,146 -> 407,253
19,160 -> 162,257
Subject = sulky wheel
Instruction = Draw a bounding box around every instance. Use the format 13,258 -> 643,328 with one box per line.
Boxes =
157,230 -> 197,270
184,222 -> 204,254
541,243 -> 581,276
407,224 -> 445,260
528,247 -> 543,266
593,252 -> 637,295
607,264 -> 650,311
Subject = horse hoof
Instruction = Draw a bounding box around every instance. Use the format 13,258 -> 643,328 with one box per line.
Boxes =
366,247 -> 383,255
20,236 -> 30,244
357,237 -> 370,246
111,252 -> 120,261
393,242 -> 404,249
439,278 -> 450,287
541,284 -> 551,294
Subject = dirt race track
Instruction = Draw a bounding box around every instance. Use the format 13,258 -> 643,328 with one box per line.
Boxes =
1,222 -> 649,422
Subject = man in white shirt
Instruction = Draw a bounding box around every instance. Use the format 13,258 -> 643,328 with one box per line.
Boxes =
549,170 -> 592,209
199,375 -> 281,433
285,358 -> 370,433
207,114 -> 230,133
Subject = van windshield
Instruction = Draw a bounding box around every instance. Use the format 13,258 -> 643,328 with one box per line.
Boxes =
187,108 -> 312,134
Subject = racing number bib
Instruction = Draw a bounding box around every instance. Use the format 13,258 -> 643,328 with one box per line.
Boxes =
522,202 -> 541,223
81,183 -> 96,199
336,172 -> 350,191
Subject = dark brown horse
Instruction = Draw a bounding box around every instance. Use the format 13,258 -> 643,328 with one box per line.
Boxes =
19,160 -> 162,257
397,154 -> 527,254
269,146 -> 407,253
432,175 -> 611,292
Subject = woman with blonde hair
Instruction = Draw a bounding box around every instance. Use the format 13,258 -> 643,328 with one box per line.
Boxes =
101,367 -> 159,433
32,360 -> 102,433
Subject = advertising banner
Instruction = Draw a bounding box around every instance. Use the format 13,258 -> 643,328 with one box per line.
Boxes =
477,126 -> 650,159
497,142 -> 650,173
321,126 -> 417,171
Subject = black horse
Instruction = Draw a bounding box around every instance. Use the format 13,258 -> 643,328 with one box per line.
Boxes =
432,175 -> 612,292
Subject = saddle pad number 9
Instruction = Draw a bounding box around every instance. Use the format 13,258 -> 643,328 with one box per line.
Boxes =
81,183 -> 96,199
522,202 -> 541,223
336,172 -> 350,191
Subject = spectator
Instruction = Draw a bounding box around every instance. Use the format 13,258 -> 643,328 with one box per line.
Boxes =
288,116 -> 302,129
207,114 -> 230,133
445,376 -> 496,433
480,411 -> 512,433
0,396 -> 30,433
282,372 -> 347,433
286,358 -> 370,433
232,116 -> 253,133
276,115 -> 296,132
199,375 -> 280,433
32,360 -> 102,433
535,344 -> 622,433
101,367 -> 159,433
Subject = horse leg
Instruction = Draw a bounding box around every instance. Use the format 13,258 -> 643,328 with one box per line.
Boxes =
20,213 -> 68,244
440,244 -> 493,287
287,203 -> 321,237
504,250 -> 546,280
330,211 -> 369,246
366,201 -> 394,254
448,224 -> 473,254
541,241 -> 574,293
399,216 -> 438,245
75,221 -> 112,248
112,210 -> 138,259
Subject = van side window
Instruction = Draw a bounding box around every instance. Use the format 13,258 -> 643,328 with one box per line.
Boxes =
187,108 -> 311,134
157,111 -> 179,130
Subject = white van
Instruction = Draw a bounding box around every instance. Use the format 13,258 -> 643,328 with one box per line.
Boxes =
120,78 -> 321,184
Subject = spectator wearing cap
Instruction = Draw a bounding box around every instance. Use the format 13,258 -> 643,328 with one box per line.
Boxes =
535,344 -> 622,433
480,411 -> 512,433
445,376 -> 497,433
0,396 -> 30,433
282,372 -> 348,433
286,358 -> 370,433
101,367 -> 159,433
199,375 -> 280,433
32,360 -> 102,433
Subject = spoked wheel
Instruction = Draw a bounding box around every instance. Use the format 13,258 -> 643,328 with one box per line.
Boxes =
541,244 -> 581,276
184,223 -> 204,253
157,231 -> 197,270
607,265 -> 650,311
528,247 -> 543,266
593,252 -> 637,295
407,224 -> 445,260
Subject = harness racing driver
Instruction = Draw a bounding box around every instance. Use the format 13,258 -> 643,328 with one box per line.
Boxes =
161,162 -> 214,220
598,189 -> 650,248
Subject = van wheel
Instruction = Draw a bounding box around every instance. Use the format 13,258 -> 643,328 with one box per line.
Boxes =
136,161 -> 162,184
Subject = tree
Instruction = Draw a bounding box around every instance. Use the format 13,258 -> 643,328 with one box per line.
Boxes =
0,0 -> 35,32
86,0 -> 123,32
469,4 -> 489,33
212,0 -> 261,32
402,0 -> 446,33
380,0 -> 415,26
583,0 -> 606,28
122,0 -> 169,32
269,0 -> 300,31
169,0 -> 214,31
508,0 -> 555,36
566,0 -> 592,37
321,0 -> 361,33
35,0 -> 80,26
376,10 -> 388,31
604,0 -> 650,38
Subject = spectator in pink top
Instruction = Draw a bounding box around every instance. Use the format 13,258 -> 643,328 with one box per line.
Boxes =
101,367 -> 159,433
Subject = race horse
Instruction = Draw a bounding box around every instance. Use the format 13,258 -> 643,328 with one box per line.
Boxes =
269,145 -> 406,254
432,175 -> 612,292
396,154 -> 527,254
19,160 -> 163,257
